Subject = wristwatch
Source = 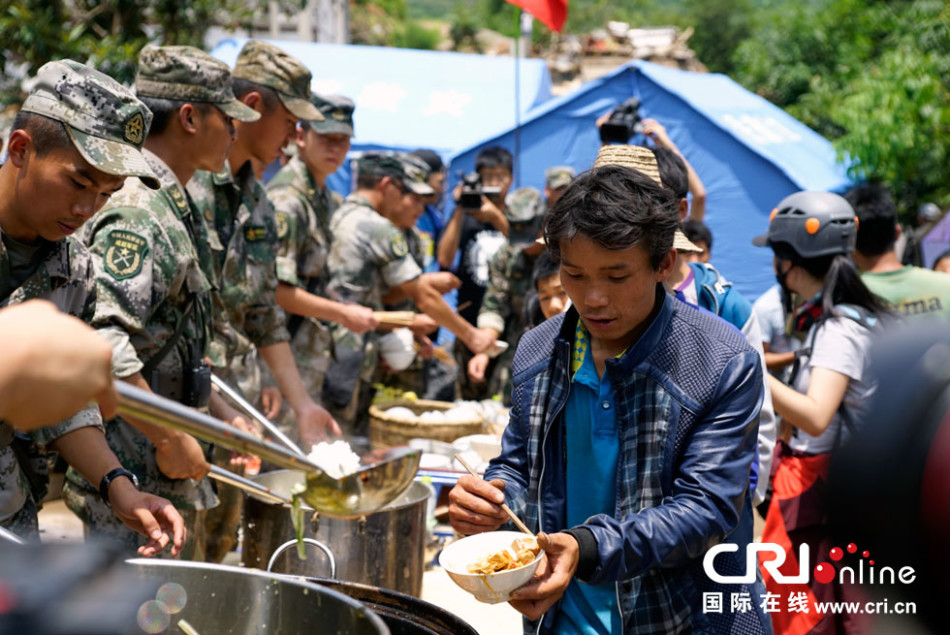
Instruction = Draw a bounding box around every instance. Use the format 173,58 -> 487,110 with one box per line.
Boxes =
99,467 -> 139,504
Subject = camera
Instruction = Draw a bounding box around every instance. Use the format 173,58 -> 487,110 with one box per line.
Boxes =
458,171 -> 502,210
599,97 -> 644,144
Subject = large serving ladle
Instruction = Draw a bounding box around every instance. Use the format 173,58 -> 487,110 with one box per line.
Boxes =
115,382 -> 420,516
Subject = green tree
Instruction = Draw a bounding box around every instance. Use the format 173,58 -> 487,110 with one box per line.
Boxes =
0,0 -> 253,105
732,0 -> 950,216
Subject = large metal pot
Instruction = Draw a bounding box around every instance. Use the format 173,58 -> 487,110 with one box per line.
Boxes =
127,559 -> 389,634
243,470 -> 429,596
296,578 -> 478,635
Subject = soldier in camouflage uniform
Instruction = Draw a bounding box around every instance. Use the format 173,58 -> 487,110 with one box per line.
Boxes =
186,40 -> 339,452
0,59 -> 185,555
266,94 -> 377,439
66,47 -> 261,560
325,152 -> 494,432
468,168 -> 574,402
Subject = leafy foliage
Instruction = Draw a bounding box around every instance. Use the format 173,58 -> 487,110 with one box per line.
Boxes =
0,0 -> 254,105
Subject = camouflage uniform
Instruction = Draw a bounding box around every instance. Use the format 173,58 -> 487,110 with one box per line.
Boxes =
378,227 -> 429,396
477,242 -> 541,404
455,186 -> 544,401
188,162 -> 290,398
65,46 -> 259,560
324,153 -> 433,431
189,41 -> 322,561
186,39 -> 321,407
267,156 -> 337,421
265,95 -> 354,424
0,233 -> 104,539
0,59 -> 161,540
67,149 -> 218,558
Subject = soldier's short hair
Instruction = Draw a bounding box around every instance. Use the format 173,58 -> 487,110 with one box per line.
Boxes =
356,172 -> 384,191
10,111 -> 73,157
231,78 -> 282,113
137,96 -> 214,136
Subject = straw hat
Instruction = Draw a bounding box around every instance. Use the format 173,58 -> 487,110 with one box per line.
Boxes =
594,145 -> 703,254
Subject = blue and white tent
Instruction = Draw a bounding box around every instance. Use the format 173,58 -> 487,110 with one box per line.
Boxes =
446,61 -> 853,300
209,38 -> 552,175
210,38 -> 850,300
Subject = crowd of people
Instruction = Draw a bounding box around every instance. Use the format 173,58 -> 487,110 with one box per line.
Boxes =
1,37 -> 949,635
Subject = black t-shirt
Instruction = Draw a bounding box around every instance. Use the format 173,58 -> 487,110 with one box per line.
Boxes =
455,213 -> 506,325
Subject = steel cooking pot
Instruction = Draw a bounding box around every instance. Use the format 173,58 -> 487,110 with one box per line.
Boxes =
243,471 -> 429,596
297,578 -> 479,635
127,559 -> 389,634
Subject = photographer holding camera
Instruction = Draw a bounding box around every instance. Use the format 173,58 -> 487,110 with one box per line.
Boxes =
597,101 -> 706,222
437,147 -> 516,399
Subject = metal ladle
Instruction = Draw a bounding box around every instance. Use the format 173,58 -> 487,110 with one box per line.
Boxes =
115,382 -> 420,516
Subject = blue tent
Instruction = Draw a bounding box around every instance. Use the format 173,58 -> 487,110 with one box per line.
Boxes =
447,61 -> 853,300
209,38 -> 553,190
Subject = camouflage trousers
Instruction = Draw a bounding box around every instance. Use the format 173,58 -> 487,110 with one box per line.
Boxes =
272,318 -> 334,445
0,497 -> 39,541
62,480 -> 208,561
203,445 -> 244,563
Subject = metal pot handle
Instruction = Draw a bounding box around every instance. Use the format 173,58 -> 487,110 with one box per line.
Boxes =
266,538 -> 336,578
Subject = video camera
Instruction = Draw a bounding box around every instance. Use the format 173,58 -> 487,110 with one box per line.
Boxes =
458,172 -> 503,210
599,97 -> 644,144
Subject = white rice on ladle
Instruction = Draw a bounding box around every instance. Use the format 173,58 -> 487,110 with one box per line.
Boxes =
306,440 -> 362,478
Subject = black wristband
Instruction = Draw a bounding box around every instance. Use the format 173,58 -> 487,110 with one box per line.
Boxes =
99,467 -> 139,504
562,527 -> 599,581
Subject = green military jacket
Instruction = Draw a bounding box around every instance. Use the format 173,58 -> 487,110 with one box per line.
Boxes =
72,150 -> 217,510
323,194 -> 423,407
0,231 -> 103,523
478,241 -> 539,340
188,161 -> 290,362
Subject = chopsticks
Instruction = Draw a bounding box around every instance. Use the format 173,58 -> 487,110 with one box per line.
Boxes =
454,454 -> 533,535
373,311 -> 416,327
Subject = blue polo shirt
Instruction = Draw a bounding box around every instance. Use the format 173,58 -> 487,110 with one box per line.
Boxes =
553,322 -> 622,635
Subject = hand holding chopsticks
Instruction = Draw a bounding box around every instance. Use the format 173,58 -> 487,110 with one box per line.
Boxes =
455,453 -> 533,535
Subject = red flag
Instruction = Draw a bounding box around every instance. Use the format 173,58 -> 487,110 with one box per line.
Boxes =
506,0 -> 568,32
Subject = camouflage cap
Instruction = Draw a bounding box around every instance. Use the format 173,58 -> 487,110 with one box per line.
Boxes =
307,93 -> 355,137
506,187 -> 546,223
358,151 -> 434,196
20,59 -> 160,189
231,40 -> 324,122
136,45 -> 260,123
545,165 -> 575,191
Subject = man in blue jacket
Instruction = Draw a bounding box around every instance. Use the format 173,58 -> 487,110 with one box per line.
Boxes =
449,162 -> 767,634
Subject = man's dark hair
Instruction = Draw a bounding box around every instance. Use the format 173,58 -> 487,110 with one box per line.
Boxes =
137,96 -> 213,136
844,184 -> 898,256
682,219 -> 712,251
652,147 -> 688,199
543,165 -> 679,270
231,78 -> 281,112
523,252 -> 563,327
475,146 -> 513,175
356,171 -> 384,190
933,250 -> 950,271
10,111 -> 72,157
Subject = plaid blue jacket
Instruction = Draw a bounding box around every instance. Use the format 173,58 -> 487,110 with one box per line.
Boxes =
486,285 -> 768,634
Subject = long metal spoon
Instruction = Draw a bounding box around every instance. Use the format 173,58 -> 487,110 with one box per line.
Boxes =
210,374 -> 305,457
115,382 -> 421,516
116,382 -> 320,473
207,465 -> 291,505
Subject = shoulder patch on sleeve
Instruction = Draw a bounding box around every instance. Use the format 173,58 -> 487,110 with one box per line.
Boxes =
391,232 -> 409,258
103,229 -> 148,280
275,211 -> 290,240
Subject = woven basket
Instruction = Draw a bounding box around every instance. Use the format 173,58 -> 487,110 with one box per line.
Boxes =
369,399 -> 485,447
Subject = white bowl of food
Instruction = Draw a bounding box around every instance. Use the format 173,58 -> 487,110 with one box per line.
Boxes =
439,531 -> 543,604
378,329 -> 416,371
